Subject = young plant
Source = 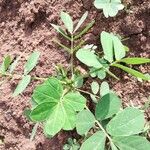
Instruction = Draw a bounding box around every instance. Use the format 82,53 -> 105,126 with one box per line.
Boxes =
94,0 -> 124,18
76,31 -> 150,81
1,11 -> 150,150
24,11 -> 95,138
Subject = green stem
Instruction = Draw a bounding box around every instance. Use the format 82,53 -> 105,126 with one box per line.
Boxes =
76,88 -> 100,99
95,120 -> 113,143
0,72 -> 47,81
70,35 -> 74,76
53,39 -> 71,53
85,106 -> 114,144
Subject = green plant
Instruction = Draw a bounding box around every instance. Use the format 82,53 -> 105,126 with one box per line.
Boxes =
76,31 -> 150,81
94,0 -> 124,18
77,94 -> 150,150
0,11 -> 150,149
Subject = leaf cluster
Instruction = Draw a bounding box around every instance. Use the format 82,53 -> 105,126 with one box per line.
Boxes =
0,51 -> 40,96
94,0 -> 124,18
76,31 -> 150,81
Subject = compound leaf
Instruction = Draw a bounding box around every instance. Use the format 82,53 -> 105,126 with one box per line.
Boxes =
61,11 -> 73,34
95,93 -> 121,120
76,110 -> 95,135
13,75 -> 31,97
76,48 -> 102,68
80,131 -> 106,150
31,78 -> 86,136
94,0 -> 124,18
24,51 -> 40,75
113,136 -> 150,150
106,107 -> 145,136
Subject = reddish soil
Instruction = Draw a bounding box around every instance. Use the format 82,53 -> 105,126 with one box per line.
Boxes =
0,0 -> 150,149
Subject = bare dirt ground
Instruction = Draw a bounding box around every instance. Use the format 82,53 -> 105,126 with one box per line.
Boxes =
0,0 -> 150,149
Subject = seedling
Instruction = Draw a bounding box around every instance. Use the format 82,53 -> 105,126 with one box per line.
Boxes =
94,0 -> 124,18
0,11 -> 150,149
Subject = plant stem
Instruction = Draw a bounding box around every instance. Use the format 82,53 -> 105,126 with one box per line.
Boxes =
70,35 -> 74,76
95,120 -> 113,143
76,88 -> 100,99
0,72 -> 47,81
85,107 -> 114,146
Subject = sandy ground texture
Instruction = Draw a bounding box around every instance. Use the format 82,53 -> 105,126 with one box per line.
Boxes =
0,0 -> 150,149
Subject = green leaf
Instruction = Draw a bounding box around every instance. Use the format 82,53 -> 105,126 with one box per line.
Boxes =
0,55 -> 12,73
95,93 -> 121,120
94,0 -> 124,18
90,94 -> 98,103
91,81 -> 99,94
76,48 -> 102,68
112,63 -> 150,80
113,136 -> 150,150
33,77 -> 63,104
62,104 -> 77,130
31,77 -> 86,136
60,11 -> 73,34
44,102 -> 65,136
106,107 -> 145,136
9,56 -> 21,73
100,81 -> 110,97
80,131 -> 106,150
24,51 -> 40,75
74,20 -> 95,40
13,75 -> 31,97
119,57 -> 150,65
101,31 -> 114,63
30,102 -> 56,121
112,34 -> 126,60
74,11 -> 88,33
51,24 -> 71,41
76,110 -> 95,135
63,92 -> 86,111
97,69 -> 106,80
